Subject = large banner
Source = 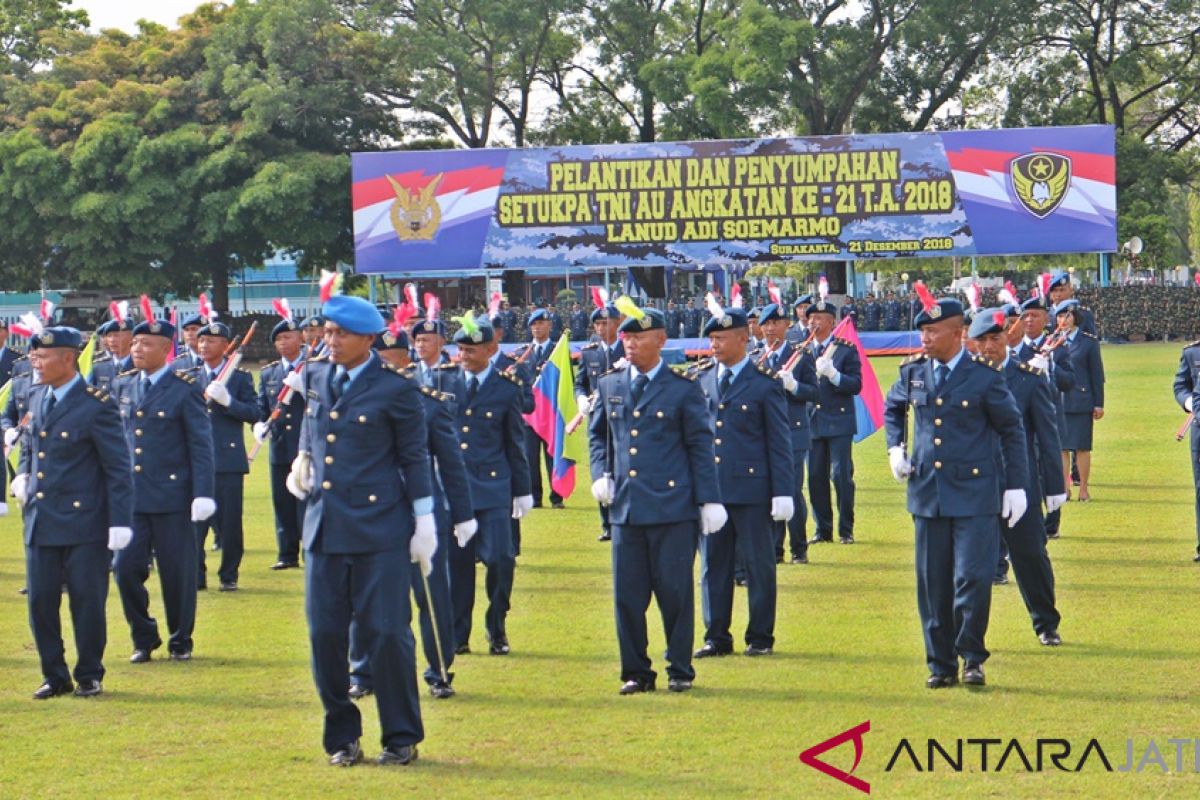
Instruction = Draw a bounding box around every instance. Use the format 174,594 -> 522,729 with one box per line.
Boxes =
352,125 -> 1116,273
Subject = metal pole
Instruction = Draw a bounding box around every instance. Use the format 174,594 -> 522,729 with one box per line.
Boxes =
420,568 -> 450,684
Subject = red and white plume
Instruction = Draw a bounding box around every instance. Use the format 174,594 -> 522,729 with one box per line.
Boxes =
423,293 -> 440,322
767,281 -> 782,306
488,291 -> 503,318
998,280 -> 1019,307
39,299 -> 55,323
590,286 -> 609,309
109,300 -> 129,324
729,283 -> 743,309
913,281 -> 938,313
992,310 -> 1007,328
391,303 -> 416,336
272,298 -> 293,323
140,294 -> 155,323
1194,271 -> 1200,288
404,283 -> 420,312
705,292 -> 724,320
964,282 -> 980,313
198,293 -> 217,321
11,311 -> 45,338
818,274 -> 830,301
1038,272 -> 1052,300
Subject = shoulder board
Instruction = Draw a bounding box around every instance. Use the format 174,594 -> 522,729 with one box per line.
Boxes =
668,368 -> 696,381
308,353 -> 330,362
1018,362 -> 1045,377
84,385 -> 111,403
265,360 -> 280,369
93,353 -> 112,362
176,371 -> 197,384
833,337 -> 853,347
756,364 -> 777,378
1082,331 -> 1098,340
117,368 -> 139,378
419,385 -> 448,401
582,341 -> 600,350
693,358 -> 716,371
900,353 -> 927,366
971,354 -> 1002,371
499,370 -> 523,387
599,365 -> 622,377
436,362 -> 458,370
379,362 -> 415,380
15,354 -> 28,363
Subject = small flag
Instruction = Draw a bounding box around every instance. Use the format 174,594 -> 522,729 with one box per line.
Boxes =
590,286 -> 609,309
198,294 -> 216,322
524,333 -> 583,499
730,283 -> 743,308
319,270 -> 344,303
818,274 -> 829,301
39,299 -> 55,322
272,298 -> 293,322
831,316 -> 883,443
767,281 -> 782,306
78,333 -> 98,380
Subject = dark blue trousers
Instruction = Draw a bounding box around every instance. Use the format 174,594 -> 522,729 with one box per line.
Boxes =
700,503 -> 777,650
306,546 -> 423,753
270,462 -> 303,564
114,511 -> 196,655
809,434 -> 855,538
195,472 -> 245,585
996,505 -> 1060,635
525,429 -> 562,505
914,514 -> 998,677
27,541 -> 110,686
1191,438 -> 1200,552
350,508 -> 455,688
612,520 -> 698,683
774,449 -> 809,559
449,506 -> 514,649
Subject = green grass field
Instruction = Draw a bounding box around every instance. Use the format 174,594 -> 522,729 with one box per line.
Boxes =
0,343 -> 1197,798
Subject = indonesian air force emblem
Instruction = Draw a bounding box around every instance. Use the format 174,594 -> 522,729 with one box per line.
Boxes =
1010,152 -> 1071,219
388,173 -> 443,241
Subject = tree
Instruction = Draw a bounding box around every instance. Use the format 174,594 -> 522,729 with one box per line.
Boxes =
0,0 -> 88,79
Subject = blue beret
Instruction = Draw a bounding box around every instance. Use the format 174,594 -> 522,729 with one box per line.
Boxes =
758,303 -> 787,323
104,319 -> 133,333
968,307 -> 1008,339
1001,303 -> 1021,318
412,319 -> 446,338
617,308 -> 665,334
95,320 -> 112,335
451,321 -> 496,345
1020,295 -> 1049,313
303,315 -> 325,329
1053,299 -> 1080,316
322,296 -> 384,336
271,319 -> 300,340
1049,271 -> 1070,289
702,306 -> 749,336
792,293 -> 813,308
180,314 -> 204,329
29,326 -> 82,350
804,299 -> 838,318
132,318 -> 176,339
590,304 -> 619,322
374,329 -> 410,351
527,309 -> 549,324
198,321 -> 233,339
914,298 -> 964,328
747,306 -> 762,319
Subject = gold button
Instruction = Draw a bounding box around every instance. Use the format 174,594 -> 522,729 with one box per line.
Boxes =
285,425 -> 292,431
466,409 -> 473,416
961,400 -> 969,407
330,411 -> 339,420
629,447 -> 637,455
72,501 -> 81,508
972,468 -> 979,475
633,410 -> 641,418
714,456 -> 721,464
629,469 -> 637,477
934,438 -> 942,445
668,480 -> 675,487
490,471 -> 497,477
36,471 -> 43,479
936,398 -> 943,406
135,429 -> 143,437
134,448 -> 142,455
715,438 -> 722,445
748,467 -> 755,474
934,419 -> 942,426
656,411 -> 664,418
934,461 -> 942,469
815,404 -> 822,410
716,420 -> 723,427
718,403 -> 725,410
326,434 -> 336,443
134,465 -> 142,472
358,415 -> 367,423
230,442 -> 236,448
136,410 -> 144,417
35,491 -> 44,500
169,474 -> 176,480
368,494 -> 377,503
322,480 -> 332,490
158,411 -> 166,417
462,426 -> 470,433
207,409 -> 212,414
461,442 -> 469,449
324,456 -> 334,464
39,431 -> 46,438
60,432 -> 68,438
486,411 -> 493,418
631,430 -> 638,437
38,452 -> 45,459
741,404 -> 748,411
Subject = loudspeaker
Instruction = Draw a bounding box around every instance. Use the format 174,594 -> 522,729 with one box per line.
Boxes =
503,270 -> 526,301
628,266 -> 667,298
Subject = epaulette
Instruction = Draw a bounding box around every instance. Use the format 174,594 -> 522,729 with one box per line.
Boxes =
599,365 -> 622,377
177,372 -> 197,384
380,362 -> 415,380
265,360 -> 280,369
1082,331 -> 1098,340
309,353 -> 330,362
667,367 -> 696,381
419,385 -> 448,401
582,341 -> 600,350
693,357 -> 716,371
436,362 -> 459,370
900,353 -> 927,366
756,364 -> 777,378
1018,361 -> 1045,377
117,368 -> 139,378
833,337 -> 854,348
499,370 -> 523,387
93,353 -> 112,362
84,385 -> 111,403
14,354 -> 28,362
971,354 -> 1002,371
237,367 -> 250,374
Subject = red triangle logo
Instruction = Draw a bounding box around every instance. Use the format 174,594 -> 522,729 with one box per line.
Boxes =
799,720 -> 871,794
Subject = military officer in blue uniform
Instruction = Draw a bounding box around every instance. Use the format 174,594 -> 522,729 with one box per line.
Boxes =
746,307 -> 765,354
693,306 -> 794,659
12,328 -> 132,699
192,322 -> 262,591
522,308 -> 561,508
111,318 -> 216,663
1055,299 -> 1104,504
350,329 -> 476,700
574,303 -> 625,541
884,298 -> 1029,688
681,298 -> 702,339
883,292 -> 902,332
862,294 -> 882,332
492,326 -> 536,557
302,314 -> 326,350
448,316 -> 533,656
664,301 -> 682,339
285,295 -> 437,767
0,319 -> 20,386
88,323 -> 120,392
412,318 -> 464,402
3,353 -> 35,446
840,296 -> 860,326
255,318 -> 309,571
588,305 -> 724,693
1047,271 -> 1097,336
171,314 -> 205,370
568,303 -> 588,341
758,303 -> 819,563
1174,338 -> 1200,560
785,294 -> 813,345
547,305 -> 564,341
102,318 -> 134,372
971,309 -> 1067,645
805,300 -> 863,544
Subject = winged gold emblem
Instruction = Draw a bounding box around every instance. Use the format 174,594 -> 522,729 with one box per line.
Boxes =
1010,153 -> 1071,219
388,173 -> 442,240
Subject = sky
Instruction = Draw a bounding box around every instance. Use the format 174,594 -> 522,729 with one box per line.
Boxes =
74,0 -> 206,32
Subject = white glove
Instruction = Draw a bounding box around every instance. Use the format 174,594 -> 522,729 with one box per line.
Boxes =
108,526 -> 133,550
204,382 -> 231,407
575,394 -> 594,414
252,421 -> 270,443
770,496 -> 794,522
888,446 -> 913,481
1187,396 -> 1194,413
778,371 -> 797,393
10,473 -> 29,505
699,503 -> 727,535
816,356 -> 837,379
591,476 -> 615,506
3,427 -> 19,448
287,452 -> 314,499
1001,488 -> 1028,528
283,371 -> 304,393
190,497 -> 217,522
454,518 -> 478,547
409,513 -> 437,576
0,501 -> 7,517
1045,493 -> 1067,514
512,494 -> 534,519
612,357 -> 629,371
1028,354 -> 1049,372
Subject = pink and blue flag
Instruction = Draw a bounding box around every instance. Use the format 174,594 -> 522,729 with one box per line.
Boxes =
834,316 -> 884,442
524,334 -> 583,498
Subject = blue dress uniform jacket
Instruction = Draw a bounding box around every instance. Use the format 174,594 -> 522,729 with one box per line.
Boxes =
588,365 -> 721,525
421,386 -> 474,525
575,340 -> 625,401
454,367 -> 531,511
2,358 -> 34,437
1061,331 -> 1104,413
808,337 -> 863,438
0,346 -> 19,386
111,369 -> 215,513
1016,335 -> 1076,396
695,360 -> 794,505
1003,360 -> 1065,505
494,350 -> 536,414
298,357 -> 433,554
682,307 -> 702,338
170,351 -> 203,371
761,341 -> 818,559
257,359 -> 306,466
194,366 -> 261,473
884,353 -> 1029,517
88,354 -> 120,392
1175,342 -> 1200,553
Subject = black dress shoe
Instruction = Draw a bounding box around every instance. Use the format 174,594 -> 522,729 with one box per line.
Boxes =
348,683 -> 373,700
329,740 -> 363,767
17,586 -> 28,595
962,663 -> 986,685
219,581 -> 238,592
1046,531 -> 1060,540
744,645 -> 773,657
270,561 -> 299,571
377,745 -> 418,766
734,577 -> 747,587
169,650 -> 192,662
619,678 -> 655,695
454,643 -> 471,655
1038,630 -> 1062,646
551,501 -> 565,509
1193,553 -> 1200,563
809,535 -> 833,544
693,642 -> 732,659
130,641 -> 161,664
33,681 -> 73,700
926,674 -> 958,689
993,574 -> 1009,585
73,680 -> 103,698
790,555 -> 809,564
839,535 -> 855,544
667,678 -> 692,692
488,638 -> 510,655
198,581 -> 207,591
597,531 -> 612,542
429,681 -> 455,699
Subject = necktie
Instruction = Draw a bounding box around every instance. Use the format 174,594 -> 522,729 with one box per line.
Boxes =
719,368 -> 733,399
139,377 -> 151,403
769,351 -> 779,369
210,370 -> 220,384
814,343 -> 824,359
466,375 -> 479,404
935,364 -> 950,391
631,373 -> 649,405
43,391 -> 57,418
332,370 -> 349,400
423,365 -> 433,387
